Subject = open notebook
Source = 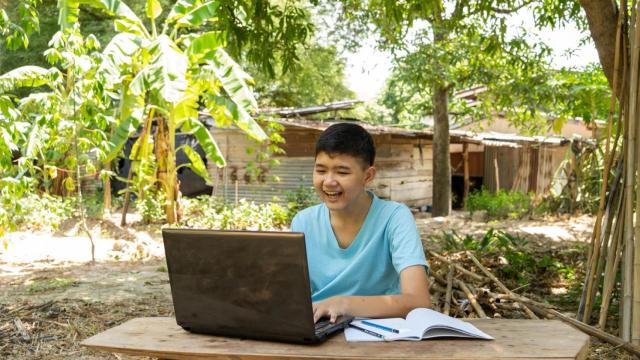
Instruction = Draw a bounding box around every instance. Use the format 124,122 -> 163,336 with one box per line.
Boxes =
345,308 -> 494,342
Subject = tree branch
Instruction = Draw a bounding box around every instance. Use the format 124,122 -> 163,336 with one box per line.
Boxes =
489,0 -> 535,14
465,0 -> 535,18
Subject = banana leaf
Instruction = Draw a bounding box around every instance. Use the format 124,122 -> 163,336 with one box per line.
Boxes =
0,66 -> 50,92
180,144 -> 213,185
180,118 -> 226,167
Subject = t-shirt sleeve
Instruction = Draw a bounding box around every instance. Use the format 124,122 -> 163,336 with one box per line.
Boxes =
387,205 -> 429,275
291,212 -> 303,232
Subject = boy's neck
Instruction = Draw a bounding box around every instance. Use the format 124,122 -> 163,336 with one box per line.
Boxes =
328,191 -> 373,224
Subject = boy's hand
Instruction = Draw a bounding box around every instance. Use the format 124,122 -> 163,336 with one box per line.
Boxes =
313,296 -> 349,323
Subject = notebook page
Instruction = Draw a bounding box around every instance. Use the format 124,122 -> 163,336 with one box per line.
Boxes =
406,308 -> 494,340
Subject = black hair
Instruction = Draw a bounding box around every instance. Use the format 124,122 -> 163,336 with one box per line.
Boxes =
315,123 -> 375,166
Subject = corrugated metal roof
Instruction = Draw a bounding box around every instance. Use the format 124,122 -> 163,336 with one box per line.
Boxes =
259,100 -> 363,117
450,129 -> 568,146
273,118 -> 435,139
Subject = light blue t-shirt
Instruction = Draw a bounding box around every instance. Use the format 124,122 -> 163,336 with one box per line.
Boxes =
291,192 -> 428,302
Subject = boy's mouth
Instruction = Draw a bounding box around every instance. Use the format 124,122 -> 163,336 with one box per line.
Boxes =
323,190 -> 342,200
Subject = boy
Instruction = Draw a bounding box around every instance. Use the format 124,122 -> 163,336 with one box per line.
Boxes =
291,123 -> 431,324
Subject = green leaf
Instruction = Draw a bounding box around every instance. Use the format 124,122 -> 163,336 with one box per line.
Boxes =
182,144 -> 213,184
104,88 -> 144,163
171,93 -> 199,128
177,1 -> 220,28
180,118 -> 226,167
186,31 -> 226,63
57,0 -> 80,31
25,123 -> 45,158
102,33 -> 144,69
129,132 -> 153,160
71,0 -> 148,37
138,35 -> 188,104
205,95 -> 265,141
63,177 -> 75,192
0,66 -> 50,92
209,49 -> 266,141
211,49 -> 257,111
146,0 -> 162,20
165,0 -> 197,25
104,116 -> 137,163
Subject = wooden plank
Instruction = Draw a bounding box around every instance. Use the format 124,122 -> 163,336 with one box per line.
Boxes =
82,317 -> 589,360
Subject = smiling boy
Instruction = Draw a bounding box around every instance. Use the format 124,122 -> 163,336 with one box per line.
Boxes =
291,123 -> 431,323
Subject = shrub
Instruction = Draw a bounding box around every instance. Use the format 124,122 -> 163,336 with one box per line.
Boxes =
10,193 -> 74,231
466,189 -> 532,219
135,189 -> 166,224
178,196 -> 290,231
284,185 -> 320,222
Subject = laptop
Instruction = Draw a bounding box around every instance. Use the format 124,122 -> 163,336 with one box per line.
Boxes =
162,228 -> 353,344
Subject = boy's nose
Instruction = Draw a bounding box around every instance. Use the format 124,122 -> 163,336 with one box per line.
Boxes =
323,174 -> 338,185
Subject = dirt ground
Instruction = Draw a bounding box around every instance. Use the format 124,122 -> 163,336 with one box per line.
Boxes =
0,211 -> 633,359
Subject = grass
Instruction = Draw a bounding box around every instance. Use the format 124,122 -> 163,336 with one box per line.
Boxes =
27,277 -> 78,293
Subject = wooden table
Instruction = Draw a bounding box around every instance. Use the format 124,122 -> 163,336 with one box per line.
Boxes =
82,317 -> 589,360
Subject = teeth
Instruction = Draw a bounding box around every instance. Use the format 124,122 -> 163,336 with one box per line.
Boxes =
325,191 -> 340,196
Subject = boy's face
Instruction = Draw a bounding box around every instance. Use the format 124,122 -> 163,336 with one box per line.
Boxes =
313,152 -> 376,212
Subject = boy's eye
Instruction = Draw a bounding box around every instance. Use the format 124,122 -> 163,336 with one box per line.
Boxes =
315,169 -> 326,174
338,172 -> 350,175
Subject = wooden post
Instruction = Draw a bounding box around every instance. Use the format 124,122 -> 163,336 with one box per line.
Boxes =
235,179 -> 239,206
463,142 -> 469,208
493,153 -> 500,191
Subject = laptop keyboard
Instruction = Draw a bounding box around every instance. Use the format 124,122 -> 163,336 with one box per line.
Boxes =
314,319 -> 333,334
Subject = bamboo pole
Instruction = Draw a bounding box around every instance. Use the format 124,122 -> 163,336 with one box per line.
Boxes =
598,160 -> 626,329
455,278 -> 487,318
633,3 -> 640,344
428,250 -> 486,282
444,265 -> 454,316
581,0 -> 626,323
585,157 -> 623,322
523,303 -> 640,359
465,251 -> 538,320
621,1 -> 640,341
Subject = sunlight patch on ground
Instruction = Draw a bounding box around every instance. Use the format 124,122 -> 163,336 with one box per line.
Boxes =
0,232 -> 164,265
518,226 -> 577,242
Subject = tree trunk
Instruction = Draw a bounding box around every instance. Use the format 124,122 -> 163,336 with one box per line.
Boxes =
103,162 -> 111,216
579,0 -> 621,91
155,117 -> 176,224
432,83 -> 451,216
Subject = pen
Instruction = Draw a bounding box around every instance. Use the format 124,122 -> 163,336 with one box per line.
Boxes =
362,320 -> 400,334
350,324 -> 386,340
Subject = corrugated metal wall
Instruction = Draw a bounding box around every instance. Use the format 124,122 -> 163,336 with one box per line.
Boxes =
210,157 -> 318,205
483,146 -> 521,192
483,144 -> 568,195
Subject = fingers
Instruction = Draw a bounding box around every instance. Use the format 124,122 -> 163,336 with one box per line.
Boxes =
313,297 -> 346,323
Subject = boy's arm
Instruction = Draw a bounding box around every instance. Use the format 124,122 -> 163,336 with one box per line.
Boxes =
312,265 -> 431,323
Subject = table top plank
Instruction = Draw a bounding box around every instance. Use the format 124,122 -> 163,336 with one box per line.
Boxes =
82,317 -> 589,360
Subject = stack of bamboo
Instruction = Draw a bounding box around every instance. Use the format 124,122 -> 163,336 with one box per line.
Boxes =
429,250 -> 640,357
427,250 -> 545,320
578,0 -> 640,345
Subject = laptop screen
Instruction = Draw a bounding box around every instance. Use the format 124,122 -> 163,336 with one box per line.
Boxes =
163,229 -> 317,341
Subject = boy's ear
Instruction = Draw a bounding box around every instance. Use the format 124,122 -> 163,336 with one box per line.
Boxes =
364,166 -> 376,185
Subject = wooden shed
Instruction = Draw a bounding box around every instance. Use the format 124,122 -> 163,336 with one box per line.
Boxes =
207,117 -> 437,207
449,131 -> 570,208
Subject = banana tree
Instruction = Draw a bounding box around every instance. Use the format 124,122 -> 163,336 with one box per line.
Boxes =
0,27 -> 110,261
57,0 -> 270,223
